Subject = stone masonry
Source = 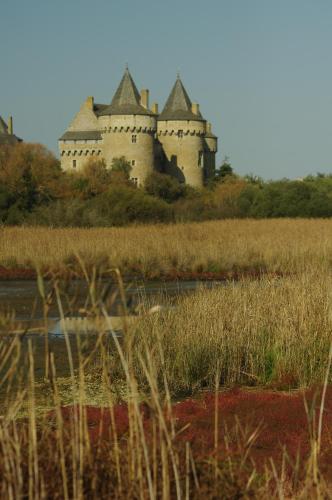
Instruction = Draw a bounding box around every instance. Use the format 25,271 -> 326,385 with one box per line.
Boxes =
59,68 -> 218,188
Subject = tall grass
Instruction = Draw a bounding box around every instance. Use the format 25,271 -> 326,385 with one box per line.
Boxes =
118,273 -> 332,393
1,218 -> 332,275
1,256 -> 332,496
1,271 -> 332,498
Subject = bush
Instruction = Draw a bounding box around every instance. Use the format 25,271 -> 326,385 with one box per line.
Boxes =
27,199 -> 92,227
91,185 -> 174,225
145,172 -> 186,202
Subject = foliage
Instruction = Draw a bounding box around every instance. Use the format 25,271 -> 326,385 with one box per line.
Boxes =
215,158 -> 234,181
110,156 -> 132,179
145,171 -> 186,202
1,142 -> 332,226
74,158 -> 112,197
89,185 -> 174,225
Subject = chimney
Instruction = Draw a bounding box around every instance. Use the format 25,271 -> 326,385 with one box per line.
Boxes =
152,102 -> 158,114
191,103 -> 200,115
85,96 -> 94,110
207,122 -> 212,133
8,116 -> 13,135
140,89 -> 149,109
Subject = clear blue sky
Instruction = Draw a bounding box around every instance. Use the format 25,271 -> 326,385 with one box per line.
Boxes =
1,0 -> 331,179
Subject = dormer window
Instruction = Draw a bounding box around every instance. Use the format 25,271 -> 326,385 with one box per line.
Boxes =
132,134 -> 137,143
178,130 -> 183,138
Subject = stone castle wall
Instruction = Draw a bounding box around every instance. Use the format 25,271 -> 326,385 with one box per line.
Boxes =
204,135 -> 218,181
68,97 -> 100,131
59,141 -> 103,171
59,93 -> 217,187
157,120 -> 206,188
99,114 -> 156,186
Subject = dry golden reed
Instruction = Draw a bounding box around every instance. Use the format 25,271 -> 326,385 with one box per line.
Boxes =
0,218 -> 332,275
127,273 -> 332,392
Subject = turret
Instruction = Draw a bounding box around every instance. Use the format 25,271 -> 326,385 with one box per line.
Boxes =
98,67 -> 157,186
204,122 -> 218,180
157,75 -> 206,188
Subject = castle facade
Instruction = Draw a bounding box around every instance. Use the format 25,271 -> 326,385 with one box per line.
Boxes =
59,68 -> 218,188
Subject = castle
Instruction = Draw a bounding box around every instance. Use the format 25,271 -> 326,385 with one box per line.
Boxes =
0,116 -> 22,146
59,68 -> 218,188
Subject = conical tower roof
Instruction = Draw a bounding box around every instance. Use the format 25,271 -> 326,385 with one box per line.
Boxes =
99,68 -> 154,116
158,75 -> 205,121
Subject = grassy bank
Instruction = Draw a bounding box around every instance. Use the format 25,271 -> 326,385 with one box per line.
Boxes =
1,218 -> 332,278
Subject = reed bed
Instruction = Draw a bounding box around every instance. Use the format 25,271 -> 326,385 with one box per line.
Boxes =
1,218 -> 332,275
0,234 -> 332,496
1,270 -> 332,498
114,273 -> 332,392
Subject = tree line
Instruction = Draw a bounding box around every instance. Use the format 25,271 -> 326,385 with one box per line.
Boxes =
0,142 -> 331,226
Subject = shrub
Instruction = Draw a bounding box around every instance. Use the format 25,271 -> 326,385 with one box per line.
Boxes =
145,172 -> 186,202
90,185 -> 174,225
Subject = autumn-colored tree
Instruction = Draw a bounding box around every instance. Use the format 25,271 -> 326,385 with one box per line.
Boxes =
0,143 -> 62,206
212,177 -> 247,217
66,158 -> 112,199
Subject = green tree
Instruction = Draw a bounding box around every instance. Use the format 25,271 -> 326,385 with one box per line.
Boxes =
145,172 -> 186,202
215,157 -> 234,182
110,156 -> 132,179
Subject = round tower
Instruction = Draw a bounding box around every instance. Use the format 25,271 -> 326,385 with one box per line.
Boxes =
98,68 -> 157,186
204,122 -> 218,181
157,76 -> 206,188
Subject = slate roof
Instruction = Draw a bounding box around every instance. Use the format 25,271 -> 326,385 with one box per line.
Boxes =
205,131 -> 217,139
99,68 -> 154,116
59,130 -> 102,141
158,76 -> 205,122
93,103 -> 108,116
0,115 -> 22,145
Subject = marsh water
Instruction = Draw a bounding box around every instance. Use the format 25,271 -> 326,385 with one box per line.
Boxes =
0,279 -> 223,320
0,279 -> 224,379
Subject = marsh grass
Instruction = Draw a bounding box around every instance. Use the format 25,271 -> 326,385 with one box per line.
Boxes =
1,218 -> 332,276
0,262 -> 332,497
126,273 -> 332,393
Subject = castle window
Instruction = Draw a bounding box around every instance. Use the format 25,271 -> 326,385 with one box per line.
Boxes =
131,160 -> 136,166
131,177 -> 138,186
132,134 -> 137,143
73,160 -> 77,168
178,130 -> 183,138
198,151 -> 203,167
